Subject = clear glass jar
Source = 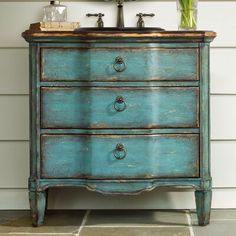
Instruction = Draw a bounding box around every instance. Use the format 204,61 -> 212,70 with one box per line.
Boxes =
43,1 -> 67,22
177,0 -> 198,30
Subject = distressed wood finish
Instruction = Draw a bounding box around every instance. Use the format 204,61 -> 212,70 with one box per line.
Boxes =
195,190 -> 212,226
41,47 -> 198,81
29,191 -> 47,227
41,134 -> 199,179
41,87 -> 199,129
22,29 -> 216,226
22,30 -> 216,43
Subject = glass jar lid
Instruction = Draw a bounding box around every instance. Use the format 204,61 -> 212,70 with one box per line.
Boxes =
50,1 -> 60,5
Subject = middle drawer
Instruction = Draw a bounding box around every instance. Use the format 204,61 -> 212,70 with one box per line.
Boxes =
41,87 -> 199,129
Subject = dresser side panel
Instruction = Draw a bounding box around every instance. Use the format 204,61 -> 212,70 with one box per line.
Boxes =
199,43 -> 211,181
29,43 -> 40,179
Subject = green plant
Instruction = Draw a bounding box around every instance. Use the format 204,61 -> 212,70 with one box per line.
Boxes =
178,0 -> 197,30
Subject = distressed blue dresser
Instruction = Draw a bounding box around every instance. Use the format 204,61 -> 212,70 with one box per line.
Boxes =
22,28 -> 216,226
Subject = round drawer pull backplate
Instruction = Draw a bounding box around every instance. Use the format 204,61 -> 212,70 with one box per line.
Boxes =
113,143 -> 127,160
114,96 -> 127,112
113,56 -> 126,72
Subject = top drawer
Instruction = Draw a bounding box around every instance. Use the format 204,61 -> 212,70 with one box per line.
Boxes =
41,47 -> 198,82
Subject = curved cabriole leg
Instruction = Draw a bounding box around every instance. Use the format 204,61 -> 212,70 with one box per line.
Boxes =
195,190 -> 212,226
29,190 -> 47,227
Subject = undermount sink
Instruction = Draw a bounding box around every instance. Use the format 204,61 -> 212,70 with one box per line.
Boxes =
76,27 -> 165,32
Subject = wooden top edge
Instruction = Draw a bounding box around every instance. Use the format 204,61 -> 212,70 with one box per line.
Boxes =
22,29 -> 217,41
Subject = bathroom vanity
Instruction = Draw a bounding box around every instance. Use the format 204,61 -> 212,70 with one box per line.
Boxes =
22,28 -> 216,226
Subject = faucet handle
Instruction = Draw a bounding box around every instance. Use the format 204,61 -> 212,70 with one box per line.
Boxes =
86,13 -> 105,28
136,13 -> 155,28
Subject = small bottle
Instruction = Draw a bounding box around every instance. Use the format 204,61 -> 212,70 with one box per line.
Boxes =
43,1 -> 67,22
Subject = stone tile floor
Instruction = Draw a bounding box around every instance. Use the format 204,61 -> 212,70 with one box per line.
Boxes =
0,209 -> 235,235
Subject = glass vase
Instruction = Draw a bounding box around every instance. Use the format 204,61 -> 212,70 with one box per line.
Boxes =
177,0 -> 198,30
43,1 -> 67,22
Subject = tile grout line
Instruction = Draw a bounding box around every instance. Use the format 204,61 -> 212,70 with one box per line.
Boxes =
8,233 -> 72,235
81,225 -> 187,228
76,210 -> 90,236
186,210 -> 195,236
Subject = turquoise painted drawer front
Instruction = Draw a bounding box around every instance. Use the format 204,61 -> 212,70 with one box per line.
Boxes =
41,134 -> 199,179
41,87 -> 199,129
41,47 -> 198,82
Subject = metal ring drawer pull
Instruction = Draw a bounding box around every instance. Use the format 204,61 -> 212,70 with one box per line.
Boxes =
114,96 -> 127,112
113,143 -> 127,160
113,56 -> 126,72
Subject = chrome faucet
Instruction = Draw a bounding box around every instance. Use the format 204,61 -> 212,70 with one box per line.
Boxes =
116,0 -> 124,28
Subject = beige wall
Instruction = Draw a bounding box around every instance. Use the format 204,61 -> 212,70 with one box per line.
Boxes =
0,1 -> 235,209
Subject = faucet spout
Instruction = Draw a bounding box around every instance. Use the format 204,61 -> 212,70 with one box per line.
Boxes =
117,0 -> 124,28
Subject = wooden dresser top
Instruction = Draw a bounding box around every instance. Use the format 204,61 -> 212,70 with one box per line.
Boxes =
22,25 -> 216,43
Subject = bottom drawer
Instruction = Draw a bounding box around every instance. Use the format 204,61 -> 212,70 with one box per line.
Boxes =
41,134 -> 199,179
